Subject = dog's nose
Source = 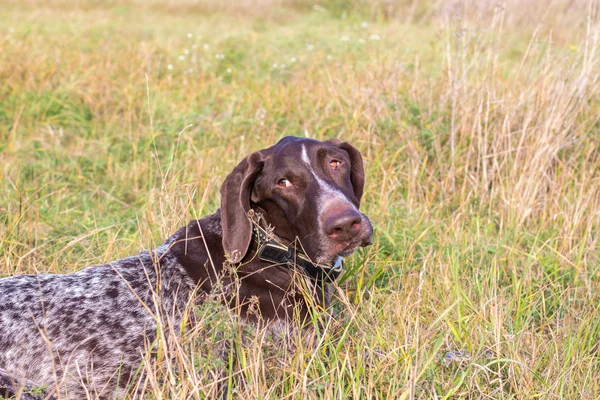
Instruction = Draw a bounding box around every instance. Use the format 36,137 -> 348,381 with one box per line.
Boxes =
324,209 -> 362,241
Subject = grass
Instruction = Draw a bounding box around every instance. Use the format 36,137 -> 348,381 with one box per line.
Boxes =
1,0 -> 599,398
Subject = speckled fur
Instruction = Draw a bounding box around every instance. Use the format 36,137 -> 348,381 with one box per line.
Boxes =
0,237 -> 193,399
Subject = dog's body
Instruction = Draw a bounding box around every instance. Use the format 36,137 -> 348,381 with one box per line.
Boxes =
0,242 -> 187,399
0,137 -> 372,399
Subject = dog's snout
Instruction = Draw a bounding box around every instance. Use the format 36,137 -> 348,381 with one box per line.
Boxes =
324,209 -> 363,241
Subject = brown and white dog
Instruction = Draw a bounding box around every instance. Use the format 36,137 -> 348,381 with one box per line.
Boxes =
0,137 -> 373,399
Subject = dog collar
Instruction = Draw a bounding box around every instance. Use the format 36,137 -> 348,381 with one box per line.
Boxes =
251,225 -> 343,283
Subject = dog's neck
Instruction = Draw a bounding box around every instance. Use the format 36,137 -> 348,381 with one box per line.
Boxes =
250,224 -> 343,283
164,210 -> 331,321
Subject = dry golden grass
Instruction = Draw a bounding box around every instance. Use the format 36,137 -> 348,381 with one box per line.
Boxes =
1,0 -> 599,398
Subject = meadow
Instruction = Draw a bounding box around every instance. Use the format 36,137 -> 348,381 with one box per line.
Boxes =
1,0 -> 599,398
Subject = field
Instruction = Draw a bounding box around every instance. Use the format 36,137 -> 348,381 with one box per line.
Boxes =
1,0 -> 599,398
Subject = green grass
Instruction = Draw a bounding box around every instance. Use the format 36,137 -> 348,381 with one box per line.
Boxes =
1,0 -> 600,398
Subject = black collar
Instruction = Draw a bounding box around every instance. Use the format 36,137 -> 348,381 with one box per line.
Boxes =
251,225 -> 343,283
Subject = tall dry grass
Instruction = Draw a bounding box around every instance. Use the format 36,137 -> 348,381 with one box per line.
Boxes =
1,0 -> 600,398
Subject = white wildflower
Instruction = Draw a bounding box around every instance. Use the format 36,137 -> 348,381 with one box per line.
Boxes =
369,34 -> 380,41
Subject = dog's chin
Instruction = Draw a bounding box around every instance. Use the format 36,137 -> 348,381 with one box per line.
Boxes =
316,236 -> 371,264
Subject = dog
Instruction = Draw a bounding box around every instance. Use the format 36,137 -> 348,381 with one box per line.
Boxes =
0,136 -> 373,399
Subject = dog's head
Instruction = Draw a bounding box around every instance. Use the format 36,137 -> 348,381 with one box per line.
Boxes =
220,137 -> 373,266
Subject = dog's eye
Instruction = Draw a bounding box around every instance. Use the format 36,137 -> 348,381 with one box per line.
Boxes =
276,179 -> 292,188
329,160 -> 342,170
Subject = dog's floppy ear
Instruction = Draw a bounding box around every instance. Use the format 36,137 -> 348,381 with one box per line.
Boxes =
220,151 -> 264,263
327,138 -> 365,206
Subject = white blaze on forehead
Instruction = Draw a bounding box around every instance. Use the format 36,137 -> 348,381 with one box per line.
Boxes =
301,145 -> 311,165
300,144 -> 357,214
